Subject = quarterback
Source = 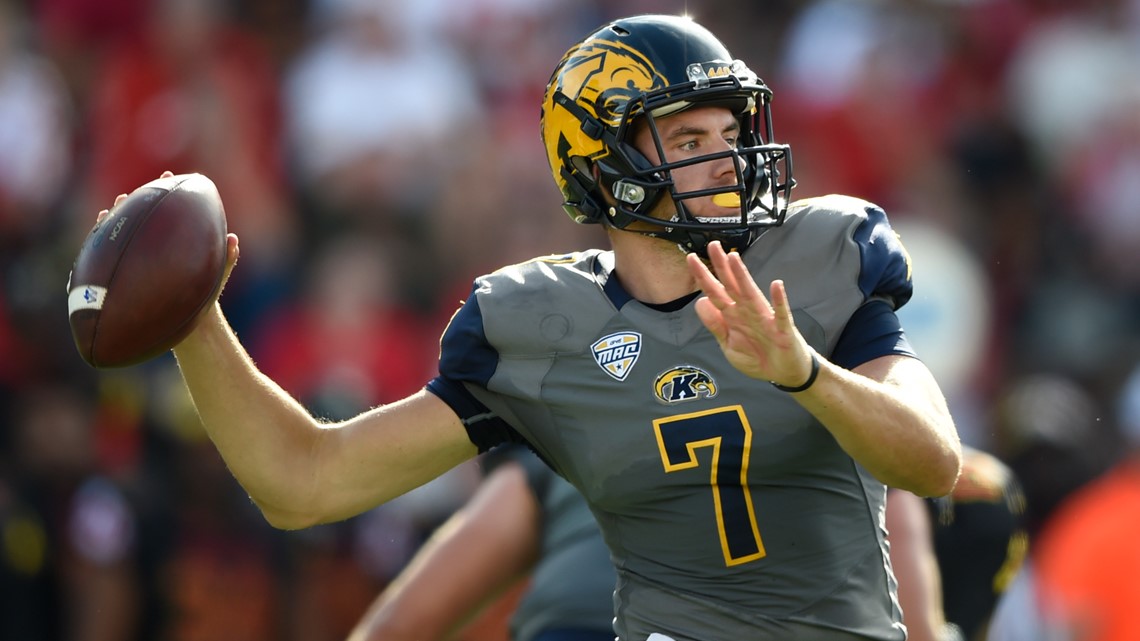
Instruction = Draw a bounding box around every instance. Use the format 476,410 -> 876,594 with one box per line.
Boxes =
157,14 -> 962,641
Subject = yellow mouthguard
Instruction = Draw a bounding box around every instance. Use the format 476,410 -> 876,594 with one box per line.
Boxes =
712,193 -> 741,207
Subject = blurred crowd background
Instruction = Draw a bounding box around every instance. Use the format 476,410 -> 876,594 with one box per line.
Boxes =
1,0 -> 1138,639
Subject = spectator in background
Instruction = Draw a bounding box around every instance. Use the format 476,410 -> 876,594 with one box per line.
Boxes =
417,0 -> 608,307
152,435 -> 290,641
26,0 -> 149,110
774,0 -> 948,211
0,383 -> 142,641
78,0 -> 288,222
77,0 -> 298,336
984,372 -> 1115,641
282,0 -> 482,235
0,1 -> 78,382
0,2 -> 73,241
990,374 -> 1112,541
434,0 -> 595,138
1029,362 -> 1140,641
1001,6 -> 1140,377
1061,86 -> 1140,291
249,233 -> 438,420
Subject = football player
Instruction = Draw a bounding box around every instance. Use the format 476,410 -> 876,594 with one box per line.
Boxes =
887,488 -> 961,641
151,14 -> 961,641
346,444 -> 615,641
928,446 -> 1027,640
888,445 -> 1026,641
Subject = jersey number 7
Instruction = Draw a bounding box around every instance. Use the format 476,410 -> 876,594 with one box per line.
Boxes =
653,405 -> 766,566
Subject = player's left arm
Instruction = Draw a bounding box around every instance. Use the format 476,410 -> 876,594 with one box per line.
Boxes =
688,241 -> 960,497
836,353 -> 960,496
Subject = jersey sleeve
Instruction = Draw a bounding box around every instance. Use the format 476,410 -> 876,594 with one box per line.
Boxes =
426,286 -> 526,453
831,298 -> 917,369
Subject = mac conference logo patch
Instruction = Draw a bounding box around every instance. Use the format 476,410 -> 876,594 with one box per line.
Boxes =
591,332 -> 642,381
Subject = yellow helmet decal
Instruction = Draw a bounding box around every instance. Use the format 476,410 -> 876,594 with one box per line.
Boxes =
542,37 -> 668,195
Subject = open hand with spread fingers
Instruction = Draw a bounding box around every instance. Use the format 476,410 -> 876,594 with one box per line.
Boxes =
686,240 -> 819,391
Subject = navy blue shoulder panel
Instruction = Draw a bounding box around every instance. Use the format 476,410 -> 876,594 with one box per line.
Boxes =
438,286 -> 498,387
855,205 -> 913,310
429,285 -> 526,452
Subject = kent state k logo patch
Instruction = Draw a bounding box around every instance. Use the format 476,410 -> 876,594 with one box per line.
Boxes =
654,366 -> 718,404
592,332 -> 642,381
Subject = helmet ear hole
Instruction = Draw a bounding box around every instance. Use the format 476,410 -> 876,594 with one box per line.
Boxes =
570,156 -> 597,187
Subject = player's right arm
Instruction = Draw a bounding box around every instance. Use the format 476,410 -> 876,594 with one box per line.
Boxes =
173,236 -> 479,530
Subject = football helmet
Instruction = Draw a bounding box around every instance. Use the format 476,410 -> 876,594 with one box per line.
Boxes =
540,14 -> 794,255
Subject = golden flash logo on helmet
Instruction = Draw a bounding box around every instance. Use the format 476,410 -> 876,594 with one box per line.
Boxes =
551,38 -> 665,128
541,38 -> 667,197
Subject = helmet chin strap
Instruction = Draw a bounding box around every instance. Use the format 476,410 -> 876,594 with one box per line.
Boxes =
607,206 -> 754,258
678,229 -> 755,258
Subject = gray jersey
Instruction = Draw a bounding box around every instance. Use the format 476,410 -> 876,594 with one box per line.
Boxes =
433,195 -> 916,641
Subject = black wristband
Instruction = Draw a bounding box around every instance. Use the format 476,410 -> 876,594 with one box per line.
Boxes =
771,352 -> 820,393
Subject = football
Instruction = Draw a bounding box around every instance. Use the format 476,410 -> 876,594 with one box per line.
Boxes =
68,173 -> 228,368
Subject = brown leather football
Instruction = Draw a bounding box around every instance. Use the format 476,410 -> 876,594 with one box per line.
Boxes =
68,173 -> 227,368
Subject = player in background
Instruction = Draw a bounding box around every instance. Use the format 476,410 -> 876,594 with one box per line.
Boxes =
929,446 -> 1027,640
887,488 -> 958,641
889,446 -> 1026,641
124,13 -> 961,641
346,444 -> 614,641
